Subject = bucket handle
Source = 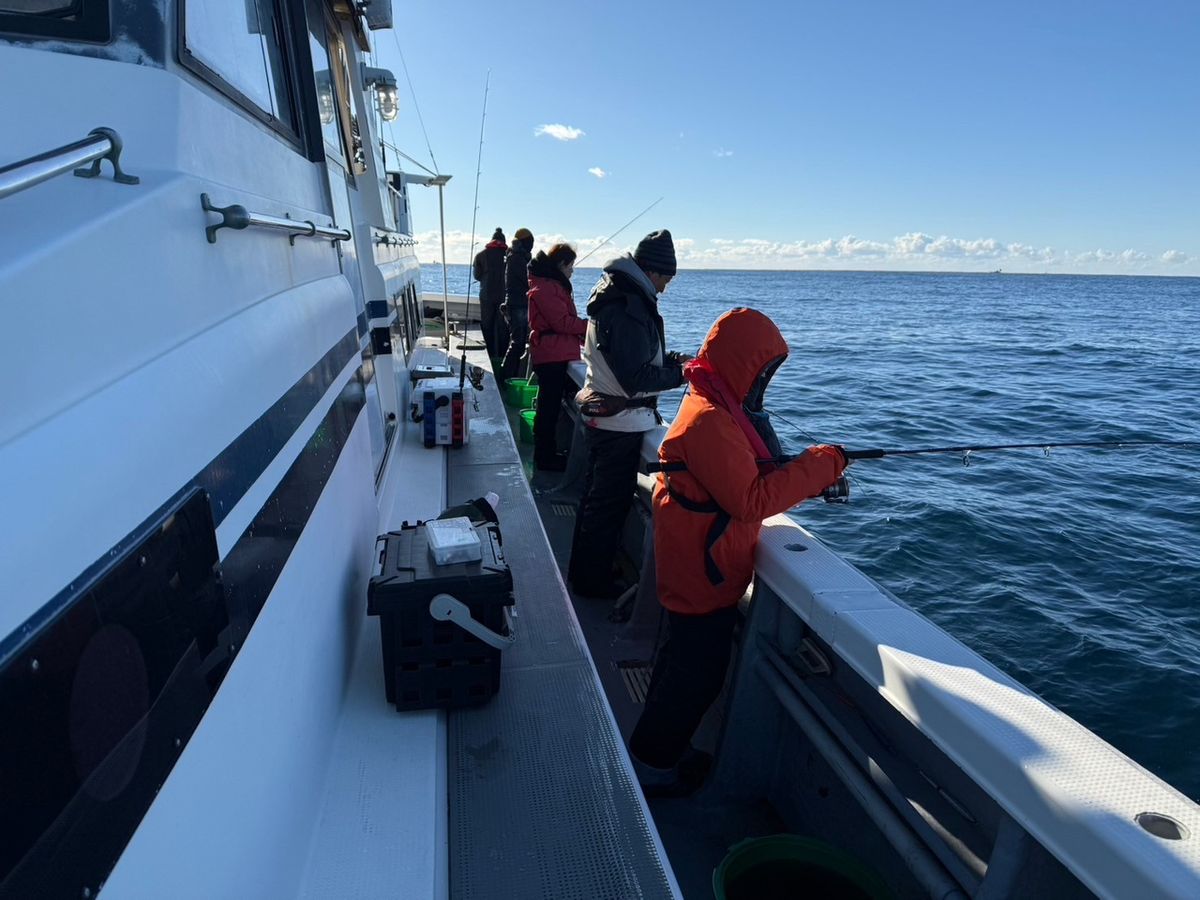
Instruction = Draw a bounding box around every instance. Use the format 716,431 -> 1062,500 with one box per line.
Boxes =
429,593 -> 516,650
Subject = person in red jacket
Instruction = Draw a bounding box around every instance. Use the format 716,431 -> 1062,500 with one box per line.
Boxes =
628,307 -> 848,795
528,243 -> 587,471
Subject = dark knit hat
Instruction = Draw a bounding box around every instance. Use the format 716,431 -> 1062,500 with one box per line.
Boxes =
492,227 -> 505,241
634,229 -> 677,276
514,227 -> 534,242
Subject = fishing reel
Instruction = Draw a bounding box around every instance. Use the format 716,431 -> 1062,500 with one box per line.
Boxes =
821,475 -> 850,503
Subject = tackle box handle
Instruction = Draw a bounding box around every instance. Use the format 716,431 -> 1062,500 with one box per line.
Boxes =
429,593 -> 516,650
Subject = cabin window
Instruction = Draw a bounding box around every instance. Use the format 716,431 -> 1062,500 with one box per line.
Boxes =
303,0 -> 365,176
181,0 -> 296,135
303,0 -> 346,164
0,0 -> 109,42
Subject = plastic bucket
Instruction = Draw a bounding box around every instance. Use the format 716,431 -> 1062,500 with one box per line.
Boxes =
519,409 -> 536,444
505,378 -> 538,408
713,835 -> 891,900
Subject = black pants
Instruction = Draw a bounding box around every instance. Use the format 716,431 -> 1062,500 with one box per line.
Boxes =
629,606 -> 741,769
568,428 -> 644,589
500,306 -> 528,382
532,361 -> 569,465
480,290 -> 504,360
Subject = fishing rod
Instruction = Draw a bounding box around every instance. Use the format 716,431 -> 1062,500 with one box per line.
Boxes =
459,71 -> 491,392
842,439 -> 1200,462
647,439 -> 1200,503
575,196 -> 665,265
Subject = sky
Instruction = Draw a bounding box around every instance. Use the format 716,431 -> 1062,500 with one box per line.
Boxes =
370,1 -> 1199,275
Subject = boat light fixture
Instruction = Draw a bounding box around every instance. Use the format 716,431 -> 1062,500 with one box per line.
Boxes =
361,65 -> 399,121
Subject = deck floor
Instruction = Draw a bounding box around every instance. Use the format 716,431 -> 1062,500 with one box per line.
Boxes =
506,400 -> 783,899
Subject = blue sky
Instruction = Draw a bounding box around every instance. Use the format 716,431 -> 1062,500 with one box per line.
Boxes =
371,1 -> 1199,274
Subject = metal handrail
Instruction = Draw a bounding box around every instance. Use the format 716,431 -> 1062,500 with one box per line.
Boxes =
0,127 -> 139,201
201,194 -> 351,245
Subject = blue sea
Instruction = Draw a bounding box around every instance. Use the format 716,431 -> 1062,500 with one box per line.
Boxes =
425,263 -> 1200,799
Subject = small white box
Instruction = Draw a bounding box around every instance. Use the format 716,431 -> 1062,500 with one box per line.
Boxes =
425,517 -> 482,566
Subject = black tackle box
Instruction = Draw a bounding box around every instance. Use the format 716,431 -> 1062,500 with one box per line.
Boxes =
367,520 -> 514,711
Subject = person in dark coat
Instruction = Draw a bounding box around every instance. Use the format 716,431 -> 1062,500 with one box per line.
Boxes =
473,228 -> 508,360
499,228 -> 534,382
527,243 -> 587,471
567,229 -> 691,598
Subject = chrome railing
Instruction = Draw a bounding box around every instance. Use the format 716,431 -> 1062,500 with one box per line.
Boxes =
0,127 -> 139,201
201,193 -> 352,245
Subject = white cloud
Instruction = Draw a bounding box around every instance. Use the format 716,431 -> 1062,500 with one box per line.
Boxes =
587,167 -> 607,179
666,233 -> 1194,275
534,123 -> 585,141
410,227 -> 1196,276
713,148 -> 734,158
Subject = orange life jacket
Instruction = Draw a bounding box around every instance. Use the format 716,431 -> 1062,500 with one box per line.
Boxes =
653,308 -> 845,616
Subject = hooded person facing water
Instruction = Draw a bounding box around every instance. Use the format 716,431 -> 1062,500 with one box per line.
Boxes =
628,307 -> 848,796
500,227 -> 535,382
473,228 -> 508,361
567,229 -> 692,599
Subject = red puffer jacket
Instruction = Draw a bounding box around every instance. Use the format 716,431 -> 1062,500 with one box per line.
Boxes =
653,308 -> 846,616
528,259 -> 586,365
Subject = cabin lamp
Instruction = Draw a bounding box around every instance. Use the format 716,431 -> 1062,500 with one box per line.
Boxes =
361,65 -> 399,121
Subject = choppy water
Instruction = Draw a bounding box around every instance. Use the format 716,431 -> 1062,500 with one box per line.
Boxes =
425,263 -> 1200,798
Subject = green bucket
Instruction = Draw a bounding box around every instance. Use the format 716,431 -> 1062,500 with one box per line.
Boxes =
504,378 -> 538,408
713,835 -> 891,900
518,408 -> 536,444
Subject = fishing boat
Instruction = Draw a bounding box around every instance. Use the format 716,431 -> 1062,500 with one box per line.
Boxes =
2,2 -> 1198,897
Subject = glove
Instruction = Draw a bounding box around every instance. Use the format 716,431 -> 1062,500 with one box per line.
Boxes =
666,350 -> 695,365
809,444 -> 849,470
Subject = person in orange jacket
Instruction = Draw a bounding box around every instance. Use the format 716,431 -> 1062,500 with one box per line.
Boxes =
628,307 -> 848,796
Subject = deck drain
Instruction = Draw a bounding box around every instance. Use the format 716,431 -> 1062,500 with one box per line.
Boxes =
616,662 -> 654,704
1136,812 -> 1189,840
550,504 -> 575,517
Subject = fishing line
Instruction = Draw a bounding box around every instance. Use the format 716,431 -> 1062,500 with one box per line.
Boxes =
843,439 -> 1200,463
766,407 -> 871,497
647,439 -> 1200,503
391,30 -> 440,175
458,72 -> 491,393
576,197 -> 665,265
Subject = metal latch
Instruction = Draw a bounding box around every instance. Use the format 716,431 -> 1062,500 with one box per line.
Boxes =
793,637 -> 832,676
429,593 -> 515,650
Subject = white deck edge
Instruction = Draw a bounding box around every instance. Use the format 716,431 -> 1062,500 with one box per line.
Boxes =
751,513 -> 1200,899
292,381 -> 452,899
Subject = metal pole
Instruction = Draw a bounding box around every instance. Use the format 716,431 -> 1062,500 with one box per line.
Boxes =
438,182 -> 450,349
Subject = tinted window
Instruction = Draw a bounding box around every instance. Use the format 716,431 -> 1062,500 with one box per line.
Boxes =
184,0 -> 293,127
0,0 -> 107,41
1,1 -> 77,10
304,0 -> 344,160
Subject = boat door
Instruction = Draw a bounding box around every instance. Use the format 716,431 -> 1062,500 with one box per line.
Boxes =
305,0 -> 387,475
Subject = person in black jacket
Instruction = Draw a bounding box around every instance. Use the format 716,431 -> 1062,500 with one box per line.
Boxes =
472,228 -> 508,360
567,229 -> 692,598
499,228 -> 534,382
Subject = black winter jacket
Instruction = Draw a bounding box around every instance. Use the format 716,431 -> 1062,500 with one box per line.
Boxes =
503,242 -> 533,312
473,241 -> 507,308
585,261 -> 685,396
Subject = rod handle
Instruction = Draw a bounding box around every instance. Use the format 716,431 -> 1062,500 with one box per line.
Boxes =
844,448 -> 886,460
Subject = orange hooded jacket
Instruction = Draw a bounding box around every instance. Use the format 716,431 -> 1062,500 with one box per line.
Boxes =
652,308 -> 846,616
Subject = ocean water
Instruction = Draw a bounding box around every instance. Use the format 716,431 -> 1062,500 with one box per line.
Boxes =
424,263 -> 1200,799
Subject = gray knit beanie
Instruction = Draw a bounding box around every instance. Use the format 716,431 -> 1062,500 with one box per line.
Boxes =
634,229 -> 677,276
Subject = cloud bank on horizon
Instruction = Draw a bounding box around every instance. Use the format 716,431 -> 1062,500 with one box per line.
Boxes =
416,228 -> 1192,275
